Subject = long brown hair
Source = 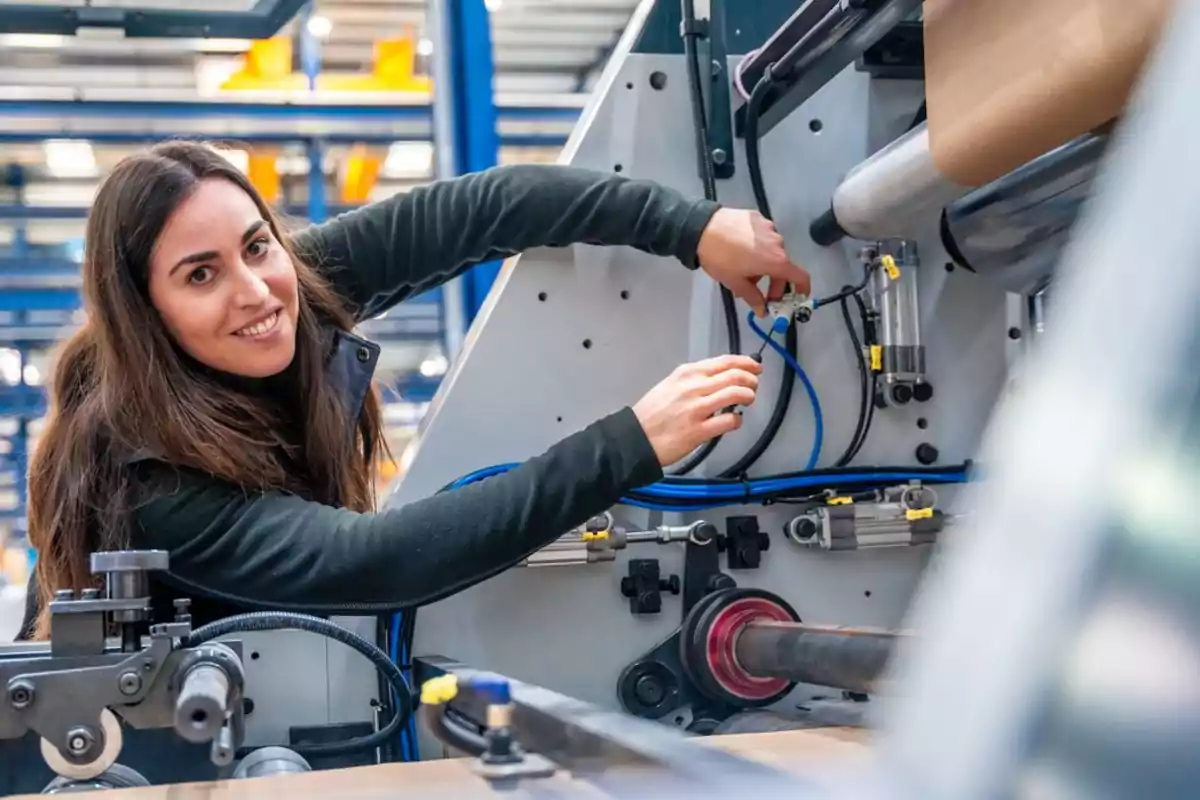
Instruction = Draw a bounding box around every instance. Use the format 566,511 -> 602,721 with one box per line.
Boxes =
27,141 -> 387,637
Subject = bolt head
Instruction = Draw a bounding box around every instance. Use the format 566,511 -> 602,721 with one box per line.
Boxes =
8,682 -> 33,710
118,672 -> 143,696
65,727 -> 95,755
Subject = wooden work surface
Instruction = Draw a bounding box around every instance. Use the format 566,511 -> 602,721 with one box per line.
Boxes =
13,728 -> 870,799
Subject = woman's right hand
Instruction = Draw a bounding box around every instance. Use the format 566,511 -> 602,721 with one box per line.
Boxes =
632,354 -> 763,467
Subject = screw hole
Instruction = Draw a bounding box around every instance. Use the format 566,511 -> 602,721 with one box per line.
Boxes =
808,119 -> 823,133
916,417 -> 928,430
556,416 -> 563,423
626,81 -> 634,90
864,590 -> 872,598
673,716 -> 685,725
620,290 -> 630,300
582,339 -> 593,349
649,72 -> 667,91
191,709 -> 208,724
944,262 -> 955,273
250,651 -> 260,660
537,291 -> 547,302
1008,327 -> 1022,340
614,164 -> 623,173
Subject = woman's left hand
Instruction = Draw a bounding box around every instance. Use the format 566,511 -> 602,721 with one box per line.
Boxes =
695,208 -> 812,318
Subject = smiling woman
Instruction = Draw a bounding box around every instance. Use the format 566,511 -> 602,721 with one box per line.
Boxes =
149,183 -> 301,378
18,139 -> 805,643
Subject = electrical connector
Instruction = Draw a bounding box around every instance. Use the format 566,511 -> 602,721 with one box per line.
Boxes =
767,291 -> 815,325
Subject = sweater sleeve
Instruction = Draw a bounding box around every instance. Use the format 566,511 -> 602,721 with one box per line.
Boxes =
128,408 -> 661,614
290,164 -> 721,321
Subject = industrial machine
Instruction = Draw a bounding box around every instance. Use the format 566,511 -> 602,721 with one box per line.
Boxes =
3,0 -> 1199,796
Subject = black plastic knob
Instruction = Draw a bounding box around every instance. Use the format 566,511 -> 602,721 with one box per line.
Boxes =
915,443 -> 939,465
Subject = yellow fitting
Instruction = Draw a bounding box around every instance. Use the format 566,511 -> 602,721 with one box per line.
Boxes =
420,674 -> 459,705
869,345 -> 883,372
905,507 -> 934,521
827,496 -> 854,505
582,529 -> 609,541
881,254 -> 900,281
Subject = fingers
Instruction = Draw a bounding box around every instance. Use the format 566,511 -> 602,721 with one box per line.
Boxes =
766,260 -> 812,297
695,385 -> 756,418
703,366 -> 759,394
698,408 -> 744,439
729,277 -> 768,317
767,276 -> 788,302
684,353 -> 763,377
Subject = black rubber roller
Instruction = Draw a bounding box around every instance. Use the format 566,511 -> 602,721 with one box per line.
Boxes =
810,206 -> 847,247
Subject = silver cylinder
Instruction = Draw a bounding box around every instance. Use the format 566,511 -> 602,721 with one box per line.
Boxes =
942,133 -> 1108,295
734,622 -> 905,694
174,665 -> 231,744
871,240 -> 926,404
232,747 -> 311,780
827,124 -> 970,241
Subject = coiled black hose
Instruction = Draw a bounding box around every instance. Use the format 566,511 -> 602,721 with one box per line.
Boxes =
181,611 -> 412,758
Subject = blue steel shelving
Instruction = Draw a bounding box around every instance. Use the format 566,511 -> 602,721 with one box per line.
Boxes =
0,0 -> 555,532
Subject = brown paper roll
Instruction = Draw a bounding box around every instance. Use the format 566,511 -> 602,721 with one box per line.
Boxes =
925,0 -> 1173,187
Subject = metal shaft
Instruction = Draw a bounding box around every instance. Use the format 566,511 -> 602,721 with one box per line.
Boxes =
733,621 -> 906,694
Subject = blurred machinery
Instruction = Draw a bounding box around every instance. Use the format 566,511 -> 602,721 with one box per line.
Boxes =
3,0 -> 1199,797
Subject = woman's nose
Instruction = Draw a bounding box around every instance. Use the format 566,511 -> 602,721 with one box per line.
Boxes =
233,264 -> 271,306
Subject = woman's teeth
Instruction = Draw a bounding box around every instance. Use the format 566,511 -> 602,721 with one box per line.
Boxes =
236,311 -> 279,337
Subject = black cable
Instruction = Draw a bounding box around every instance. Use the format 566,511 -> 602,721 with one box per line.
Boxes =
375,614 -> 396,762
844,292 -> 877,464
669,0 -> 741,477
698,66 -> 799,479
834,290 -> 869,468
183,612 -> 412,758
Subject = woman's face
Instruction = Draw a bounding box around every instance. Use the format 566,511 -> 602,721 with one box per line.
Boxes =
148,178 -> 300,378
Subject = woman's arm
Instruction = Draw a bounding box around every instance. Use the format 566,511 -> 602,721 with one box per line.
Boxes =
290,164 -> 720,321
129,407 -> 662,614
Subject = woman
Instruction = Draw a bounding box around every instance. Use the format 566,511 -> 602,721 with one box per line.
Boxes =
17,140 -> 810,640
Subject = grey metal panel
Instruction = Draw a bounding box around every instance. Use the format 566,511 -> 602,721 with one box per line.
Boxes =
381,50 -> 1010,736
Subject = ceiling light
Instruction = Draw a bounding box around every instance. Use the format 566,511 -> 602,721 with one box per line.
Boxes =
419,354 -> 449,378
0,34 -> 65,48
417,37 -> 434,56
42,140 -> 97,179
213,147 -> 250,174
306,15 -> 333,38
485,0 -> 503,11
383,141 -> 434,179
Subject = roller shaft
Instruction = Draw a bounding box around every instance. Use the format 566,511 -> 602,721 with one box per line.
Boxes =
733,621 -> 906,694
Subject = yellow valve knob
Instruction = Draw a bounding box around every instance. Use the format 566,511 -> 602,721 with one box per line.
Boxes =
420,674 -> 459,705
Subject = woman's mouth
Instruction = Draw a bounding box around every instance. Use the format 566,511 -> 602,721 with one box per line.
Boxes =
234,310 -> 281,337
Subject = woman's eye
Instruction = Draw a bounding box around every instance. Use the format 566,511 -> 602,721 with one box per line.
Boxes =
246,237 -> 270,258
188,266 -> 214,285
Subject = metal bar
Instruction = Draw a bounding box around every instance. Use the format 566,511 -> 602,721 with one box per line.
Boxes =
445,0 -> 503,326
413,656 -> 807,793
737,0 -> 922,138
0,0 -> 309,38
734,621 -> 905,694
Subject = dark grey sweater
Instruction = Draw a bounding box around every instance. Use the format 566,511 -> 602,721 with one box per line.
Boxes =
19,165 -> 720,635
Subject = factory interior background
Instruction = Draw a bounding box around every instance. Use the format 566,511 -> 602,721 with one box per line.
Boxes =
0,0 -> 633,639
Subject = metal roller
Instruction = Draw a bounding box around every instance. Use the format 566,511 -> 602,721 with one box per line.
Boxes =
733,622 -> 904,695
810,124 -> 971,246
941,132 -> 1109,295
680,589 -> 906,703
